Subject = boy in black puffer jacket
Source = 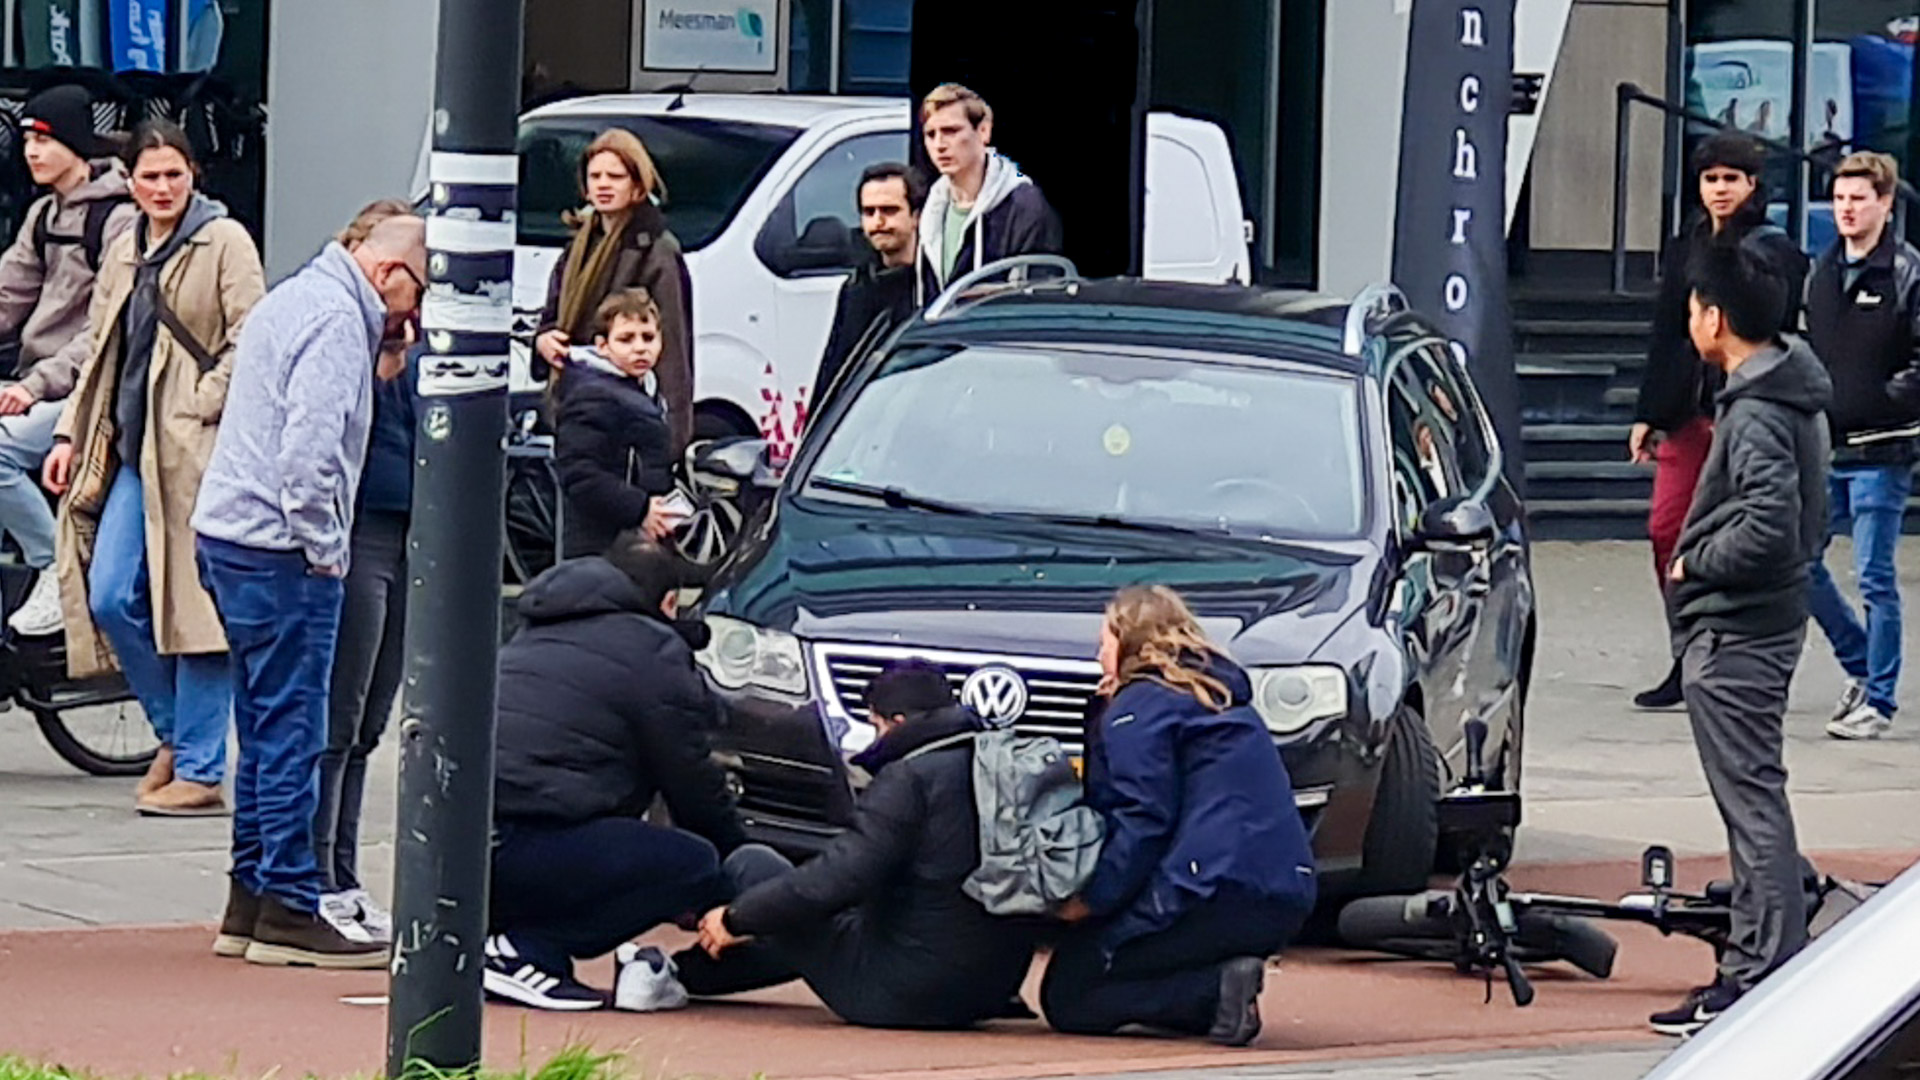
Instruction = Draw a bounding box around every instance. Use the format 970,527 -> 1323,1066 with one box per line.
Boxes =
555,288 -> 681,558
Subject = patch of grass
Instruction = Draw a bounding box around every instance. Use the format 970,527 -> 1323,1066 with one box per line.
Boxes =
0,1048 -> 759,1080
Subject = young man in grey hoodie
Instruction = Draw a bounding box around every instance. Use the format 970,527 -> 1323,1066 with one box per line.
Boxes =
0,85 -> 134,635
191,213 -> 426,969
915,83 -> 1063,304
1650,239 -> 1832,1037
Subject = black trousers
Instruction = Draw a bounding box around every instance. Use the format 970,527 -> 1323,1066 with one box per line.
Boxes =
671,846 -> 999,1030
1040,892 -> 1306,1037
490,817 -> 728,975
314,510 -> 408,892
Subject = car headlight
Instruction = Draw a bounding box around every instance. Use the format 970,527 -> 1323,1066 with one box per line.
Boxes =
1249,665 -> 1349,735
696,616 -> 808,696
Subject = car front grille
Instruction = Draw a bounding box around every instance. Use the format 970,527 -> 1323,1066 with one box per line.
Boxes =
814,643 -> 1103,743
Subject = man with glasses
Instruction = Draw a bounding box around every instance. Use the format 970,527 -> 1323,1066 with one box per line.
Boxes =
190,210 -> 427,969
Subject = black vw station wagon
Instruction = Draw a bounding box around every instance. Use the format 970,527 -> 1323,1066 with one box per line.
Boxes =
692,263 -> 1535,896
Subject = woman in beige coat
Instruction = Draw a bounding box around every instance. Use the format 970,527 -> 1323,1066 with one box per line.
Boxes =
44,121 -> 264,816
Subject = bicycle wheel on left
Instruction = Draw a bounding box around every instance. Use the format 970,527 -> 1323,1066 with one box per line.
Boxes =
33,695 -> 157,776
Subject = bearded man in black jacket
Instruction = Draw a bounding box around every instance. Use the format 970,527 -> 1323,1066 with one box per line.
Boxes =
1629,133 -> 1809,709
813,163 -> 925,417
673,661 -> 1040,1029
483,533 -> 743,1012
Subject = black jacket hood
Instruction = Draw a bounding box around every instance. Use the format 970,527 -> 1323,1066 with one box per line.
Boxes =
1721,337 -> 1834,417
516,556 -> 710,648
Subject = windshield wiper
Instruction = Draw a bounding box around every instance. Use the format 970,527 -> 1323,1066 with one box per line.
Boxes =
1007,511 -> 1233,538
805,476 -> 986,517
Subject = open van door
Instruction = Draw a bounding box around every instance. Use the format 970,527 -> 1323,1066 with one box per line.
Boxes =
1144,114 -> 1252,284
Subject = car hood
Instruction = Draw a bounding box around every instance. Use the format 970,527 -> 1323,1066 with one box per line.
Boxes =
702,499 -> 1379,665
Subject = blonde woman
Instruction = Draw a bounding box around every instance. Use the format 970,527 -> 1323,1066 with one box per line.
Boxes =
1042,585 -> 1317,1046
533,128 -> 694,454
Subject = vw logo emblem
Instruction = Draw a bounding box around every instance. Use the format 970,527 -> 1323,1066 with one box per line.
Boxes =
961,666 -> 1030,724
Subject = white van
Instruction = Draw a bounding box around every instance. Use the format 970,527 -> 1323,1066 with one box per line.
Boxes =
510,94 -> 1252,451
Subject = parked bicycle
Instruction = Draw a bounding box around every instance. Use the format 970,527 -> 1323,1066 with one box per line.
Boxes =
0,562 -> 153,776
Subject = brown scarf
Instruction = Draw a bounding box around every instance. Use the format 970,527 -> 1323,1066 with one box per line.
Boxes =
555,208 -> 633,341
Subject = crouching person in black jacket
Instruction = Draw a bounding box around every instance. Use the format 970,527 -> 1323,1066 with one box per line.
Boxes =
673,661 -> 1040,1029
1649,241 -> 1831,1037
1043,586 -> 1318,1047
485,533 -> 743,1011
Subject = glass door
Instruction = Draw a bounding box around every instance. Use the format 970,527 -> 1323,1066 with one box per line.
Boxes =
1684,0 -> 1920,252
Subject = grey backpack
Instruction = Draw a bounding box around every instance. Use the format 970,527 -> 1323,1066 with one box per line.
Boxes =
959,727 -> 1106,916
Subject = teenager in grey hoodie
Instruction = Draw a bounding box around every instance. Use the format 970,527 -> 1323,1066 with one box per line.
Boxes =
191,213 -> 425,970
0,85 -> 135,636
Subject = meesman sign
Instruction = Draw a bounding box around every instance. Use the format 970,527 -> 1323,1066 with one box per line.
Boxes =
642,0 -> 777,74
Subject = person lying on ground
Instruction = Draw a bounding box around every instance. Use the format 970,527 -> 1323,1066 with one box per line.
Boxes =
659,661 -> 1041,1029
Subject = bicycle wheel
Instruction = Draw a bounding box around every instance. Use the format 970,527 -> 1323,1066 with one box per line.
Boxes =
504,454 -> 559,585
33,695 -> 157,776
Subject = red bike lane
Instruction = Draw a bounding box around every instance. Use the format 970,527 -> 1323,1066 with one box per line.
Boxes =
1,852 -> 1908,1080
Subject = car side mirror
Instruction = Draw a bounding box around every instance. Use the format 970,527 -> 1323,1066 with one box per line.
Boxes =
691,437 -> 768,483
1411,497 -> 1496,554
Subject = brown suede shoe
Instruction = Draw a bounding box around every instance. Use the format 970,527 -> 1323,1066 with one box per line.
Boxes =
135,744 -> 175,800
244,895 -> 388,969
136,779 -> 228,818
214,878 -> 260,958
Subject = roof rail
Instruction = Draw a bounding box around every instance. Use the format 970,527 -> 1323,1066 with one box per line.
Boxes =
925,255 -> 1082,322
1342,283 -> 1410,356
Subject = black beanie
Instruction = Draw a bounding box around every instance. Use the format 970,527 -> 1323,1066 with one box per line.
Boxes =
1691,131 -> 1768,179
21,85 -> 101,159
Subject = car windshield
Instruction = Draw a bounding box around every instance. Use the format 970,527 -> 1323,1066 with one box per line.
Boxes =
517,114 -> 801,250
803,345 -> 1368,540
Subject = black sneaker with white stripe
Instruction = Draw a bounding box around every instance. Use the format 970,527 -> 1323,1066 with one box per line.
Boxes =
1649,978 -> 1739,1036
483,935 -> 605,1011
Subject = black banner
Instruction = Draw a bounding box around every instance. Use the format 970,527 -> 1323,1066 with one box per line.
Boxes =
1392,0 -> 1525,494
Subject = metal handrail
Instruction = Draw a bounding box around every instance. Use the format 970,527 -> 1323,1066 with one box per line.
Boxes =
1609,81 -> 1920,294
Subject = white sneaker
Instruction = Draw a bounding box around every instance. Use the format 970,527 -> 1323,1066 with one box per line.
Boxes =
1830,680 -> 1867,724
1827,703 -> 1893,741
344,888 -> 393,944
8,570 -> 63,637
318,891 -> 377,945
613,943 -> 689,1012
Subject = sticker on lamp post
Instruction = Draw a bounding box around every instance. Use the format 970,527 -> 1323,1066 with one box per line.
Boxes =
421,152 -> 517,396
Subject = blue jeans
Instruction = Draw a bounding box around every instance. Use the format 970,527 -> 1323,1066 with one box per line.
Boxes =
1807,463 -> 1911,717
90,466 -> 229,783
199,537 -> 344,914
0,397 -> 61,568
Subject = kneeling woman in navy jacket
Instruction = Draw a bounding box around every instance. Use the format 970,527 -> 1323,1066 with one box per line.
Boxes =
1043,585 -> 1318,1046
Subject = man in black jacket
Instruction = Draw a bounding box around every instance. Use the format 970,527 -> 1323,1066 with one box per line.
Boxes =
1630,133 -> 1809,710
916,83 -> 1064,304
1802,151 -> 1920,741
485,533 -> 744,1011
813,163 -> 925,417
675,661 -> 1039,1029
1650,241 -> 1831,1037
